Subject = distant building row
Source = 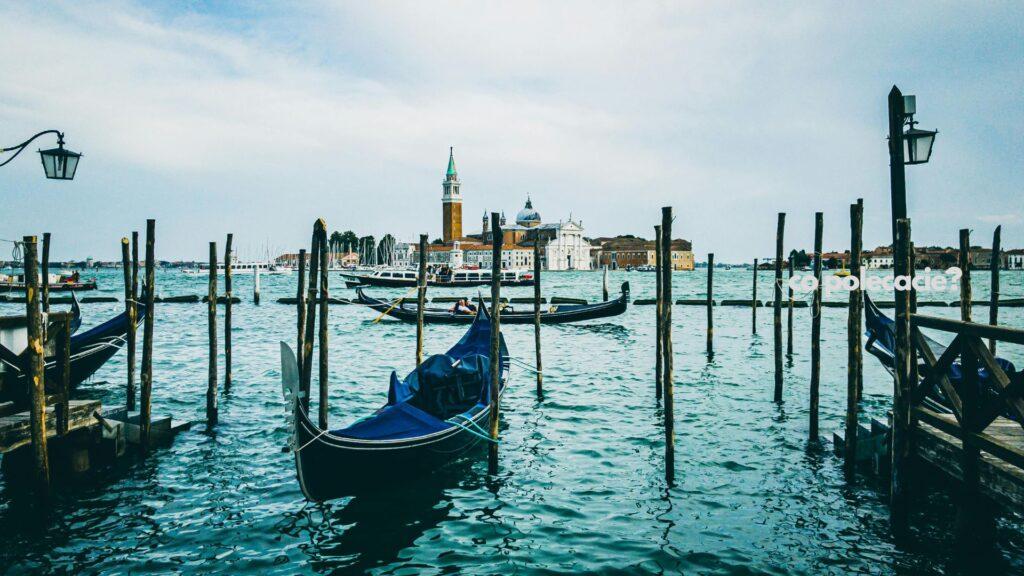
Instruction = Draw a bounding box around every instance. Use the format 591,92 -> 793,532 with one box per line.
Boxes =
815,246 -> 1024,270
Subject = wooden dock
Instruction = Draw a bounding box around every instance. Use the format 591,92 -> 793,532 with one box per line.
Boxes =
914,407 -> 1024,510
0,399 -> 101,454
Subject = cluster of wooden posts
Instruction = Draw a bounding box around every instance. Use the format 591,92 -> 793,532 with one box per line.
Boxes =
14,221 -> 158,498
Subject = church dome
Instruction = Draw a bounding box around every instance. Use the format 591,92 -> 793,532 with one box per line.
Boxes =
516,198 -> 541,227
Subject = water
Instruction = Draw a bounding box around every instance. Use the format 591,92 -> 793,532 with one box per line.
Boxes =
2,268 -> 1023,574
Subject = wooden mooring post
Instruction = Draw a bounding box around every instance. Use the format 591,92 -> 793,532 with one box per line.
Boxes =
845,201 -> 863,469
488,213 -> 503,472
533,232 -> 543,397
602,266 -> 609,301
706,252 -> 714,356
317,223 -> 329,430
990,225 -> 1001,354
296,248 -> 307,380
23,235 -> 50,493
224,234 -> 233,392
956,227 -> 985,539
120,237 -> 136,411
855,199 -> 863,398
254,265 -> 261,305
655,225 -> 663,400
751,259 -> 758,335
773,213 -> 785,402
787,257 -> 794,357
416,234 -> 427,367
890,218 -> 913,529
130,232 -> 139,410
140,219 -> 156,449
300,229 -> 321,412
207,241 -> 218,425
809,213 -> 823,438
41,232 -> 51,313
661,206 -> 675,482
57,314 -> 71,436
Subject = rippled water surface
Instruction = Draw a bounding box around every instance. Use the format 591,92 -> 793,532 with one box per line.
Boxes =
2,268 -> 1023,574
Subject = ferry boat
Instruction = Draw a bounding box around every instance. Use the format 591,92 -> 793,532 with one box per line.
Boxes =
0,271 -> 97,292
342,268 -> 535,288
195,262 -> 293,275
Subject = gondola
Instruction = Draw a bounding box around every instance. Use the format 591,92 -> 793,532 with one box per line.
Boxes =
280,302 -> 509,502
0,294 -> 147,403
354,282 -> 630,325
864,293 -> 1021,422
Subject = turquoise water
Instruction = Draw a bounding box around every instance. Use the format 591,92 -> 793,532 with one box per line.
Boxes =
1,268 -> 1023,574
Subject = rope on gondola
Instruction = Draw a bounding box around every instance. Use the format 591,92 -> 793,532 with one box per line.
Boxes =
446,414 -> 498,443
370,285 -> 420,324
509,357 -> 541,375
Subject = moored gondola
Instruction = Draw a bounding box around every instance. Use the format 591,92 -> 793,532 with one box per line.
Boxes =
355,282 -> 630,325
864,293 -> 1021,422
0,294 -> 147,403
281,302 -> 510,502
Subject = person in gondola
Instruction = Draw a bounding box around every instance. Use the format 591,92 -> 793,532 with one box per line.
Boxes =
450,298 -> 477,315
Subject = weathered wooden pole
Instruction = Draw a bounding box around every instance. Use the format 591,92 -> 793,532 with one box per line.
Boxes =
58,314 -> 71,436
890,218 -> 913,529
140,219 -> 156,449
810,213 -> 823,438
207,241 -> 218,426
602,266 -> 609,301
318,223 -> 329,430
845,201 -> 864,469
959,229 -> 972,323
130,232 -> 139,409
224,234 -> 233,392
751,259 -> 758,334
23,236 -> 50,492
488,213 -> 503,471
957,227 -> 982,539
254,265 -> 261,305
661,206 -> 675,482
120,237 -> 136,411
41,232 -> 51,313
654,225 -> 663,400
989,225 -> 1001,354
856,198 -> 864,398
300,225 -> 321,415
706,253 -> 714,356
416,234 -> 427,367
296,248 -> 307,378
533,232 -> 543,397
787,257 -> 794,357
773,213 -> 785,402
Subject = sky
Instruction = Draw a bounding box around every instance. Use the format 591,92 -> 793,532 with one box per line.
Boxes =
0,1 -> 1022,262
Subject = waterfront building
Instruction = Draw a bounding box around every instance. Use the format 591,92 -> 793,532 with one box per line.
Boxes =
595,236 -> 694,270
1007,249 -> 1024,270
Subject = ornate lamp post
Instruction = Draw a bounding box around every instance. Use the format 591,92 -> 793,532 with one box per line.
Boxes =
0,130 -> 82,180
887,87 -> 937,243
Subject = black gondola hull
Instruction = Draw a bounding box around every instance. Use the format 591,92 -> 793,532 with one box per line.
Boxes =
355,282 -> 630,325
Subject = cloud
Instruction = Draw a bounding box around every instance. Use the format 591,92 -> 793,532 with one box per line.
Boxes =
978,214 -> 1023,225
1,1 -> 1022,260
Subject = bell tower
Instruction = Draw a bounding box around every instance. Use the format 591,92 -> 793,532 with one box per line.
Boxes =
442,147 -> 462,244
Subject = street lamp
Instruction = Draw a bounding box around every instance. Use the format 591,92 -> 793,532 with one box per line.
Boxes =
0,130 -> 82,180
887,87 -> 938,244
901,95 -> 937,165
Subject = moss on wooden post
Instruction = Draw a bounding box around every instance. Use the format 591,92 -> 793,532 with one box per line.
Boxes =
23,236 -> 49,493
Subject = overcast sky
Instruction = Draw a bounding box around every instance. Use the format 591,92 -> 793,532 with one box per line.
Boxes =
1,1 -> 1021,262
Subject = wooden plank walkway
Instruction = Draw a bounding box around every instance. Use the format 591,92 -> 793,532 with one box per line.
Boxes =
0,400 -> 101,454
913,407 -> 1024,511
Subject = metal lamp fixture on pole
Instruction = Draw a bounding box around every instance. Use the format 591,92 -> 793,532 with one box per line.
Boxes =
0,130 -> 82,180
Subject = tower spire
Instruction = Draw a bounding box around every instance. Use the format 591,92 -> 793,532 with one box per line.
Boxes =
446,146 -> 457,178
